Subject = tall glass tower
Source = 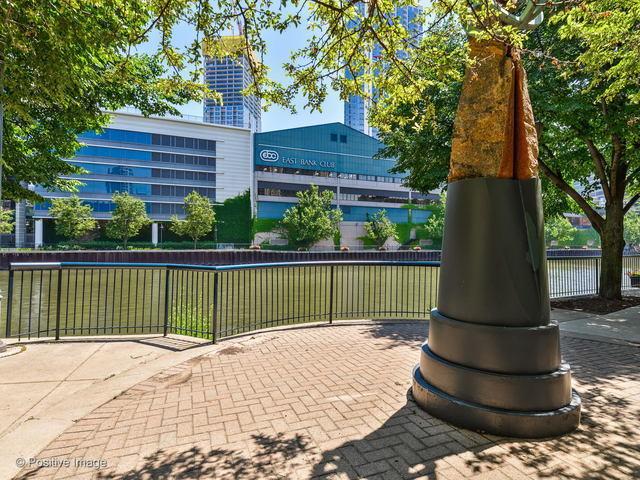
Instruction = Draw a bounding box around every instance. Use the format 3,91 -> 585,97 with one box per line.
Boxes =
203,36 -> 262,132
344,4 -> 423,138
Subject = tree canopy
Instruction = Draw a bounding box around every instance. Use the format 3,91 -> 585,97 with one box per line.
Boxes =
170,191 -> 216,248
49,195 -> 97,241
280,185 -> 342,249
557,1 -> 640,104
364,210 -> 398,248
544,215 -> 578,247
624,212 -> 640,250
106,192 -> 151,248
1,1 -> 206,202
423,193 -> 447,245
0,208 -> 13,234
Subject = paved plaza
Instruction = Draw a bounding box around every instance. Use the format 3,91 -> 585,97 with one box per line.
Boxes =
2,313 -> 638,480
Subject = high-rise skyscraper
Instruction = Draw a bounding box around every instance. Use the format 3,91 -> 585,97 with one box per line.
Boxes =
344,4 -> 423,138
203,36 -> 262,132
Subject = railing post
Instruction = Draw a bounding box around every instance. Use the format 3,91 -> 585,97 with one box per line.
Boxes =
595,257 -> 600,295
55,268 -> 62,340
329,265 -> 334,324
211,271 -> 219,344
5,269 -> 14,338
163,267 -> 171,337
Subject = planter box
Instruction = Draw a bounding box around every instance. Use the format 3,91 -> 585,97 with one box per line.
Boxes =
630,275 -> 640,288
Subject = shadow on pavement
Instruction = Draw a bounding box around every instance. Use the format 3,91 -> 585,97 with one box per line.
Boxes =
107,433 -> 310,480
359,321 -> 429,350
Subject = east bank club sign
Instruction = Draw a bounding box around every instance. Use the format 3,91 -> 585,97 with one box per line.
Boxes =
259,149 -> 336,169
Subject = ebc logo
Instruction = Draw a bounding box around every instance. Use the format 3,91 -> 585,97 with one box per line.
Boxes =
260,150 -> 279,162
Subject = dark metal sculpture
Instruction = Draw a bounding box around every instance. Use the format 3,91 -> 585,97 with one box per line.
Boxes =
411,0 -> 581,437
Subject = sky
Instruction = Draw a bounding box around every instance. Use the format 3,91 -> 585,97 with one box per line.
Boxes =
148,18 -> 344,132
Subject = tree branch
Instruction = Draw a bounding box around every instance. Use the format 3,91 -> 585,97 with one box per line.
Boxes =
538,155 -> 604,233
584,139 -> 611,204
626,164 -> 640,184
130,0 -> 175,45
624,194 -> 640,214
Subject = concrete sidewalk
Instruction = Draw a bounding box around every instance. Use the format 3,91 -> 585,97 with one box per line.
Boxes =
0,335 -> 221,480
553,306 -> 640,345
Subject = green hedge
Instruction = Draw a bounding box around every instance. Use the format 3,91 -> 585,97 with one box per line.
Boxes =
574,228 -> 601,247
214,191 -> 253,243
551,227 -> 601,248
253,218 -> 280,235
43,240 -> 225,250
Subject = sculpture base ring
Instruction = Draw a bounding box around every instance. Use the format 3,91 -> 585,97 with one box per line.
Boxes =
412,365 -> 581,438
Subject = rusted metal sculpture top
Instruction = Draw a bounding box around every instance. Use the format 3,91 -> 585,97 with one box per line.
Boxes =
448,1 -> 549,182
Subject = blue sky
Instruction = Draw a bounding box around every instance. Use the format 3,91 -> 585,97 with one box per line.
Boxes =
150,21 -> 344,132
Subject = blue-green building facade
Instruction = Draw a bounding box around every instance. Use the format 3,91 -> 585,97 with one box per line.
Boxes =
254,123 -> 435,224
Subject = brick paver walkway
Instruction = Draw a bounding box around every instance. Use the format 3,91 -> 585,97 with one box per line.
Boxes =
16,322 -> 640,479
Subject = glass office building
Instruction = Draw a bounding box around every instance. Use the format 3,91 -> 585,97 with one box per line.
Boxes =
254,123 -> 436,226
32,112 -> 253,245
203,36 -> 262,132
344,4 -> 423,138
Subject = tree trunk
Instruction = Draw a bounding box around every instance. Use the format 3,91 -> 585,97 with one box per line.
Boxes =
599,201 -> 625,299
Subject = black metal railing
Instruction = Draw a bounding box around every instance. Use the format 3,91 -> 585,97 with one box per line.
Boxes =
2,256 -> 640,342
2,261 -> 440,341
546,255 -> 640,298
547,256 -> 600,298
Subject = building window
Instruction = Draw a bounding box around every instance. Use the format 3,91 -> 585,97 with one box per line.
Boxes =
330,133 -> 338,142
358,174 -> 376,182
256,166 -> 406,184
257,182 -> 335,198
257,165 -> 335,178
339,135 -> 347,143
338,173 -> 357,180
151,134 -> 216,152
338,192 -> 409,204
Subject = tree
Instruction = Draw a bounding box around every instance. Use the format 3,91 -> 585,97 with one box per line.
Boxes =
0,208 -> 13,234
624,212 -> 640,252
544,216 -> 578,248
375,5 -> 640,299
106,193 -> 150,249
0,1 -> 208,204
170,191 -> 216,248
530,8 -> 640,299
49,195 -> 97,242
423,193 -> 446,246
364,210 -> 398,249
280,185 -> 342,250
